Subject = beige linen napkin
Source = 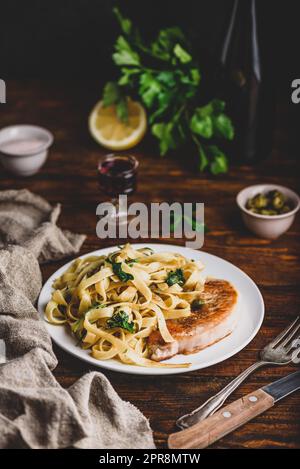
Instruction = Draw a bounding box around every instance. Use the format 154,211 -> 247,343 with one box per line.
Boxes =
0,189 -> 155,449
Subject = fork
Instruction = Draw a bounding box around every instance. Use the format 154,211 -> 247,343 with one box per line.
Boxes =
176,316 -> 300,429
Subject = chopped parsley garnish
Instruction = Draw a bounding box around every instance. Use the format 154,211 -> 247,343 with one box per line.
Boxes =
108,260 -> 134,282
166,268 -> 185,287
191,299 -> 205,311
71,317 -> 86,344
107,311 -> 135,333
71,317 -> 84,334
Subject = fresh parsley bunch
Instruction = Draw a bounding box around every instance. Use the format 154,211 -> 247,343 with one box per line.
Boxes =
102,7 -> 234,174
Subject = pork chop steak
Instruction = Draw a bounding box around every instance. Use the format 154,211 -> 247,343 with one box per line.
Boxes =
148,279 -> 239,361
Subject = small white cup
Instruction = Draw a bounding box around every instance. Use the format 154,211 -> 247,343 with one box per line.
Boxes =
236,184 -> 300,239
0,125 -> 53,176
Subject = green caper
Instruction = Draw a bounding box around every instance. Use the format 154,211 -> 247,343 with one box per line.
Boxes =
248,207 -> 259,213
280,204 -> 291,214
267,190 -> 281,199
252,193 -> 268,209
246,198 -> 255,209
271,192 -> 285,210
260,209 -> 278,216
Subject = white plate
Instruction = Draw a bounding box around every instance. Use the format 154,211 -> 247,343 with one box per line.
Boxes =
38,243 -> 264,376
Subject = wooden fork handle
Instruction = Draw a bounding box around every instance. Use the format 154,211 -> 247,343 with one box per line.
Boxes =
168,388 -> 274,449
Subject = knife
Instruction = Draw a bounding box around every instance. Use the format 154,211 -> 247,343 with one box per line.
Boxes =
168,370 -> 300,449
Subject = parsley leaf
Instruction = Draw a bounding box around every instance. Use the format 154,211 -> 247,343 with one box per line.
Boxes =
151,122 -> 177,155
190,112 -> 213,139
116,97 -> 129,122
151,27 -> 186,61
166,268 -> 185,287
139,72 -> 162,108
71,317 -> 84,334
190,99 -> 234,141
107,311 -> 135,333
102,82 -> 122,107
213,113 -> 234,140
113,36 -> 140,66
207,145 -> 229,175
173,43 -> 192,63
110,261 -> 134,282
118,67 -> 140,86
113,7 -> 132,35
102,82 -> 128,123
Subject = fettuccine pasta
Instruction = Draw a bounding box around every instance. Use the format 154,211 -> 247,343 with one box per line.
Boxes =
45,244 -> 205,368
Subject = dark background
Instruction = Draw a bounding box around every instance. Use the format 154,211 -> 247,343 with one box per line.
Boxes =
0,0 -> 298,82
0,0 -> 299,150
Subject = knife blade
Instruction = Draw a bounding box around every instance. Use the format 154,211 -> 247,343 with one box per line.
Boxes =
262,369 -> 300,401
168,370 -> 300,449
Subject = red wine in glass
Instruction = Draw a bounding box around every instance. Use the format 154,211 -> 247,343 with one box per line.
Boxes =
98,154 -> 138,197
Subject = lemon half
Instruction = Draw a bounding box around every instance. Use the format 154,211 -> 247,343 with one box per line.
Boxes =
89,99 -> 147,151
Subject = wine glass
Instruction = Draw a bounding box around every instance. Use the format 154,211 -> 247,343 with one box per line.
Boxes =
98,153 -> 139,225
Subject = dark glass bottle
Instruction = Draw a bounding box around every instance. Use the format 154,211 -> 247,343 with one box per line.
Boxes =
219,0 -> 274,163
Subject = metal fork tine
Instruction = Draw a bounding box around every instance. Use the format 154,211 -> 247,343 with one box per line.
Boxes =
268,316 -> 300,348
285,334 -> 300,353
280,323 -> 300,348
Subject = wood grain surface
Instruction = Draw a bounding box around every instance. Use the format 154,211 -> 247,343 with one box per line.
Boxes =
1,80 -> 299,449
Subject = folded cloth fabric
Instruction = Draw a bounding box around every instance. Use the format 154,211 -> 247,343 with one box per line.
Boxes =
0,189 -> 155,449
0,189 -> 86,263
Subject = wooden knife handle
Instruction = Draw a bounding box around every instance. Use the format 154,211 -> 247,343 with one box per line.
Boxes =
168,388 -> 274,449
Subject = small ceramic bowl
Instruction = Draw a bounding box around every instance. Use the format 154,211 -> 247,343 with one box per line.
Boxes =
0,125 -> 53,176
236,184 -> 300,239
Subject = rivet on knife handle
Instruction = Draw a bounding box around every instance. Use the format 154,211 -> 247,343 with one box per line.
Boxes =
169,388 -> 274,449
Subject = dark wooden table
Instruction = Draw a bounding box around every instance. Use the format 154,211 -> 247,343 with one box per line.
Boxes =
1,80 -> 300,449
